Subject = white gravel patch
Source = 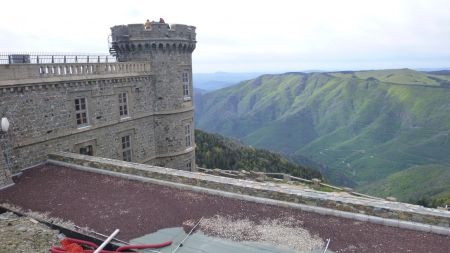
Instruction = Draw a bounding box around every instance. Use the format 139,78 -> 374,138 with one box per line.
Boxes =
200,215 -> 324,252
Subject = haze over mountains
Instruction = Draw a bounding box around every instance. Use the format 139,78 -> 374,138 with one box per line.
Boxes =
193,72 -> 265,91
194,69 -> 450,206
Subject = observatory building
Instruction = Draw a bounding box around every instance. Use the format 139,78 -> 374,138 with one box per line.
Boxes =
0,20 -> 197,187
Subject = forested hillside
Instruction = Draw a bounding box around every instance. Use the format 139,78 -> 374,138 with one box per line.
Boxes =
195,129 -> 322,179
195,69 -> 450,205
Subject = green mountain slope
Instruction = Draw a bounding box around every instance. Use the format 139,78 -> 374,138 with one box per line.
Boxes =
195,129 -> 322,179
360,164 -> 450,206
195,69 -> 450,204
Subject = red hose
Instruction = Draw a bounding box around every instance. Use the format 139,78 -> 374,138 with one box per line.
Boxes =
116,240 -> 173,251
50,237 -> 173,253
50,248 -> 124,253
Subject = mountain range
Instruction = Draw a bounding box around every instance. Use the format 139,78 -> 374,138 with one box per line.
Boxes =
195,69 -> 450,206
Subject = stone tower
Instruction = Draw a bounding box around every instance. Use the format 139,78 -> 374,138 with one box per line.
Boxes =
110,21 -> 197,170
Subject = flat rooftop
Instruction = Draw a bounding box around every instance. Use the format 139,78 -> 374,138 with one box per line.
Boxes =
1,164 -> 449,253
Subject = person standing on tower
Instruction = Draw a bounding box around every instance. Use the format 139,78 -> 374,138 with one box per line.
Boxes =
144,19 -> 151,29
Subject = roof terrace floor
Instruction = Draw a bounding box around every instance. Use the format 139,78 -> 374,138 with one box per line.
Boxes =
0,164 -> 448,253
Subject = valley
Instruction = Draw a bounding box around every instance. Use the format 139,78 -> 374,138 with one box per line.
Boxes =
195,69 -> 450,206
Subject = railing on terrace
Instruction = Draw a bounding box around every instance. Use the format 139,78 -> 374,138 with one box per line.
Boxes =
197,167 -> 385,200
0,52 -> 116,64
0,53 -> 151,82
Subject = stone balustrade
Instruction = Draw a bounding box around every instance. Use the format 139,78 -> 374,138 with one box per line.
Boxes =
0,62 -> 150,83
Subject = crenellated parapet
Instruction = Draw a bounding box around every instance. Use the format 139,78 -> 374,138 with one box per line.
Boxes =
110,22 -> 196,59
111,23 -> 196,41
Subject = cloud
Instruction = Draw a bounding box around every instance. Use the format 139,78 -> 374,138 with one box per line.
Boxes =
0,0 -> 449,72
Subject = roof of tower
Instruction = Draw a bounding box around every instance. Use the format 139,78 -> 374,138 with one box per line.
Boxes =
111,22 -> 196,42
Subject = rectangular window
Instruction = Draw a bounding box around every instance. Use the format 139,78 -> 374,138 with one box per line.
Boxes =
182,72 -> 189,97
118,92 -> 129,117
182,72 -> 189,83
79,145 -> 94,156
75,98 -> 88,127
122,135 -> 132,162
186,161 -> 192,171
185,124 -> 191,147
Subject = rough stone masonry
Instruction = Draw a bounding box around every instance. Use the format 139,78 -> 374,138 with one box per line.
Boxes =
0,20 -> 197,187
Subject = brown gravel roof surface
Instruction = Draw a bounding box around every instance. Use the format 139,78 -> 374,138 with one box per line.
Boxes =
0,164 -> 449,253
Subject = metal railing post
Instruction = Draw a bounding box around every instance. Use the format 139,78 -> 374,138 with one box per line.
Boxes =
1,53 -> 116,65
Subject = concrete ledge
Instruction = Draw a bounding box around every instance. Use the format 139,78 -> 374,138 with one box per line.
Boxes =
47,152 -> 450,235
0,182 -> 14,191
368,215 -> 385,225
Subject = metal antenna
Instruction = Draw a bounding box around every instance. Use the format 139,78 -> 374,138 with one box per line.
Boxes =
93,229 -> 120,253
172,217 -> 203,253
323,238 -> 331,253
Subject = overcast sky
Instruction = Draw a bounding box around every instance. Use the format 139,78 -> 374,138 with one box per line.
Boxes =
1,0 -> 449,72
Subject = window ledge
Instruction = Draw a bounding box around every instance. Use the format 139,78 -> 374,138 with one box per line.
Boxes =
77,125 -> 91,130
185,146 -> 194,152
183,97 -> 191,101
120,116 -> 132,121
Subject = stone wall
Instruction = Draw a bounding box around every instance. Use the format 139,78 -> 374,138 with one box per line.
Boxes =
111,23 -> 196,42
110,22 -> 196,64
152,150 -> 195,171
0,152 -> 10,188
110,21 -> 197,170
0,62 -> 147,82
48,152 -> 450,230
0,74 -> 154,172
0,133 -> 13,188
0,21 -> 197,179
0,63 -> 194,174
